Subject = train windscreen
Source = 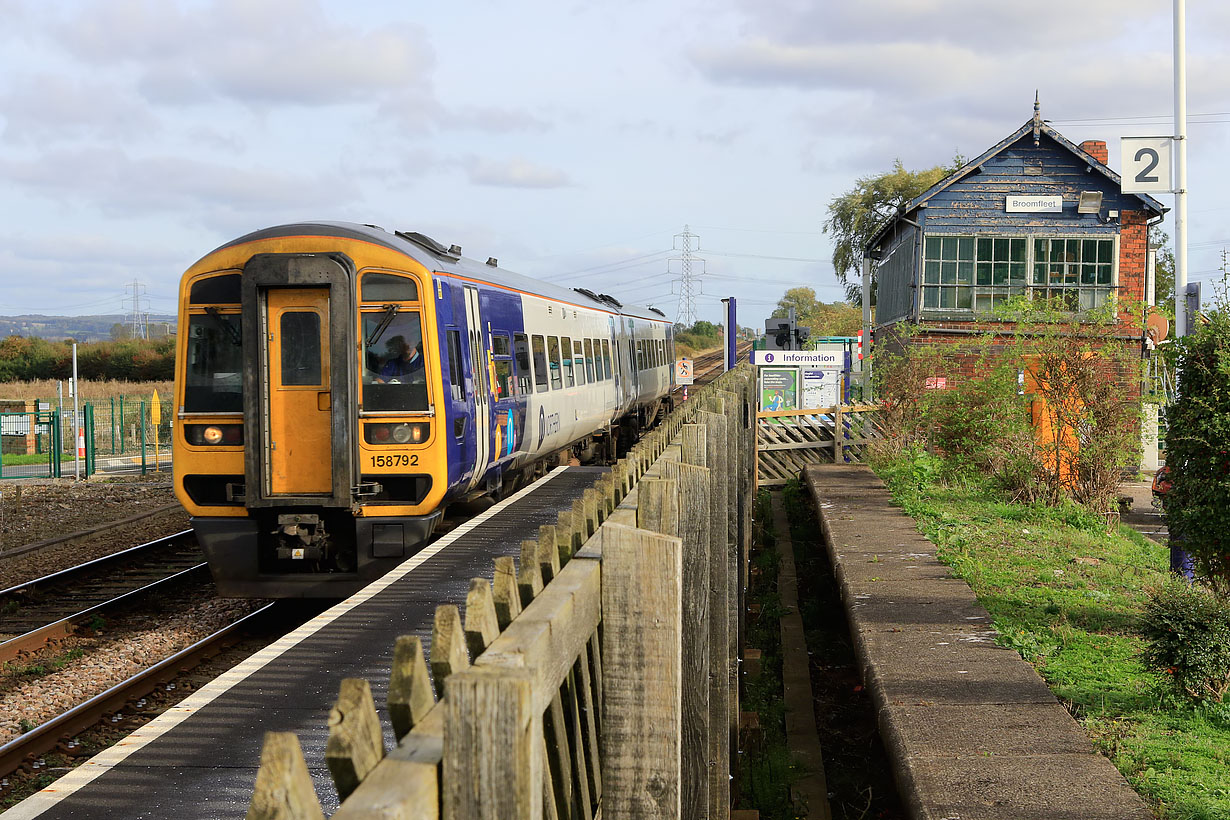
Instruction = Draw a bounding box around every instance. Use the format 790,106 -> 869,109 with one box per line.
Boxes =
184,312 -> 243,412
362,310 -> 429,412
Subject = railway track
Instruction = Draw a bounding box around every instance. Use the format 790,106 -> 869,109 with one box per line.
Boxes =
0,531 -> 206,664
0,603 -> 285,787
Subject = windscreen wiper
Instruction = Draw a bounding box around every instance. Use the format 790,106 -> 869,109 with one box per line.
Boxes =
365,304 -> 400,348
205,307 -> 242,346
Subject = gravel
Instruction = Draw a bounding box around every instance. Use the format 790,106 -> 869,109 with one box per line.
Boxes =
0,592 -> 264,745
0,476 -> 189,590
0,475 -> 267,749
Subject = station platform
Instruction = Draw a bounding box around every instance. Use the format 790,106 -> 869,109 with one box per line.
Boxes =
804,464 -> 1154,820
9,466 -> 605,819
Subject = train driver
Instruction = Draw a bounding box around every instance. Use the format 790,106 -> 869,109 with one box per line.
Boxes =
377,335 -> 425,384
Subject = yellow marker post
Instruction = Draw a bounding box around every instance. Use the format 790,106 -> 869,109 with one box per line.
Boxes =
150,390 -> 162,472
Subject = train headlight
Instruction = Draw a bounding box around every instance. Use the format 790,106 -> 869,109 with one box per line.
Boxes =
186,424 -> 244,446
364,422 -> 429,445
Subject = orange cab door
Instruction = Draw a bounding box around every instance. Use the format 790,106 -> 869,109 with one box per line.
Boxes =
266,288 -> 332,494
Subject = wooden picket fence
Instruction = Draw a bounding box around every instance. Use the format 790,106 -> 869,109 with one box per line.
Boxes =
246,366 -> 756,820
755,404 -> 884,488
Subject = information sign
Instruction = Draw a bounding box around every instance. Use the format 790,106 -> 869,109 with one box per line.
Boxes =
751,350 -> 842,368
759,368 -> 797,412
801,369 -> 840,409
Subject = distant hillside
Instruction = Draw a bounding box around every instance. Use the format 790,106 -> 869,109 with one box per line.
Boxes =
0,314 -> 177,343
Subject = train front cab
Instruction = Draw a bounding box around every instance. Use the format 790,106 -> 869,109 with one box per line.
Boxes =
175,248 -> 447,598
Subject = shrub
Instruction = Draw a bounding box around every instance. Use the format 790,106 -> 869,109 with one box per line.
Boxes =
1140,579 -> 1230,703
1162,308 -> 1230,595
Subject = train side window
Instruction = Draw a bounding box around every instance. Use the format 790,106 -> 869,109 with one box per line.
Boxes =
601,339 -> 612,380
584,339 -> 596,383
561,336 -> 575,387
547,336 -> 563,390
636,340 -> 645,372
492,333 -> 510,356
280,311 -> 322,386
573,340 -> 586,386
657,339 -> 664,367
514,333 -> 533,394
532,335 -> 549,393
362,272 -> 419,303
447,329 -> 465,402
494,360 -> 513,399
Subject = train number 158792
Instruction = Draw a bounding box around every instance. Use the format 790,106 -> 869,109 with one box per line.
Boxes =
370,454 -> 418,467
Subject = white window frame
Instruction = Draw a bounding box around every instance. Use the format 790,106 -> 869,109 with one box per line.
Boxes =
920,233 -> 1119,316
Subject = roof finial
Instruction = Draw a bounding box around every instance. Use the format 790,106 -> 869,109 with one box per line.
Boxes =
1033,91 -> 1041,145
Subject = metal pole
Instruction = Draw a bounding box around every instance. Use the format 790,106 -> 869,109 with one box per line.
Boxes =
72,344 -> 80,480
140,401 -> 147,476
1174,0 -> 1188,337
862,256 -> 873,401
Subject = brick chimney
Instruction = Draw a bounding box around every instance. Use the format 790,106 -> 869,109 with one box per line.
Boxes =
1080,140 -> 1109,165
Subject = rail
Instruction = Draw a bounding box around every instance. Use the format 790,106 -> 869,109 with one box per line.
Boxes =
247,365 -> 756,820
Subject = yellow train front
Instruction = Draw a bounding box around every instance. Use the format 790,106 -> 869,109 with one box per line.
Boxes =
174,221 -> 676,598
173,223 -> 454,598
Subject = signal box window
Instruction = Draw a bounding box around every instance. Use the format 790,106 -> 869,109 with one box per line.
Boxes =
514,333 -> 533,394
184,312 -> 243,412
532,335 -> 549,393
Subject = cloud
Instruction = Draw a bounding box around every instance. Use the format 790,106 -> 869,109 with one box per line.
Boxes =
0,74 -> 160,144
44,0 -> 436,107
439,106 -> 551,133
465,157 -> 573,189
0,147 -> 362,226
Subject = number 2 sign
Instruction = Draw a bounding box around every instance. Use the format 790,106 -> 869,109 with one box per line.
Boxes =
1120,137 -> 1173,194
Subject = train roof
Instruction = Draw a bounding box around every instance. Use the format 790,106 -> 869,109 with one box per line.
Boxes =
214,221 -> 672,324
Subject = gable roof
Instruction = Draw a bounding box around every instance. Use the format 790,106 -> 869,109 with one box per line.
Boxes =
866,118 -> 1168,251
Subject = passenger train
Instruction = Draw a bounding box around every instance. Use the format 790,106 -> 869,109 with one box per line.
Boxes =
172,222 -> 674,597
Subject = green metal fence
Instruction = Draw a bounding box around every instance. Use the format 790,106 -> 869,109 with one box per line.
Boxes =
4,395 -> 173,479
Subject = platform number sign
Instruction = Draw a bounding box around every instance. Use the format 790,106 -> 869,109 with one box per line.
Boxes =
1120,137 -> 1173,194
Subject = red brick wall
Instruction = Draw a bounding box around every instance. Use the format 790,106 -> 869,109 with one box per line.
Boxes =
1079,140 -> 1109,165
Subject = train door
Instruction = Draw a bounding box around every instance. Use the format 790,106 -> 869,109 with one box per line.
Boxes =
264,288 -> 332,495
464,286 -> 491,491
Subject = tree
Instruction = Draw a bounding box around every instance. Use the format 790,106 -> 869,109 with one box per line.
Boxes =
824,157 -> 964,303
771,286 -> 864,338
1149,225 -> 1176,318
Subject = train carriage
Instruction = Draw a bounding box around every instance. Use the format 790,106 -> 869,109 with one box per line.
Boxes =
173,222 -> 673,597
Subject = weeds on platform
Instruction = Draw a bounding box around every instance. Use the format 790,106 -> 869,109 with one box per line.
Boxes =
733,489 -> 803,819
873,460 -> 1230,820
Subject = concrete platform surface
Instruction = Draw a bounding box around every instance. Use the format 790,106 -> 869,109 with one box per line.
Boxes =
804,464 -> 1154,820
8,467 -> 605,820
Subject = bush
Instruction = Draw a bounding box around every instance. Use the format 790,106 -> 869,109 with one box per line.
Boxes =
1141,579 -> 1230,703
1163,308 -> 1230,595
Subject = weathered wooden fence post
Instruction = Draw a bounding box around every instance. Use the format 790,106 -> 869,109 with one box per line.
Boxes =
600,522 -> 683,820
443,666 -> 541,819
247,732 -> 324,820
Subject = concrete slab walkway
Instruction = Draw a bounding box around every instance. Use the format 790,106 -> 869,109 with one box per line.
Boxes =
804,464 -> 1155,820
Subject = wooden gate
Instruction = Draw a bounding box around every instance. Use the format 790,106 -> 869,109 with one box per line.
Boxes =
756,404 -> 884,487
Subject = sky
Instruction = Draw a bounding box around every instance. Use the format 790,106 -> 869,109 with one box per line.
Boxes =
2,0 -> 1229,328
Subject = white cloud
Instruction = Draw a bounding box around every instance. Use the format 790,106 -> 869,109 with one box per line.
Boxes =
465,156 -> 573,189
0,73 -> 160,143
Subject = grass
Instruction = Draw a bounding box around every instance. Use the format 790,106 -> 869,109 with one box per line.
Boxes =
0,379 -> 171,403
734,489 -> 804,819
877,469 -> 1230,820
